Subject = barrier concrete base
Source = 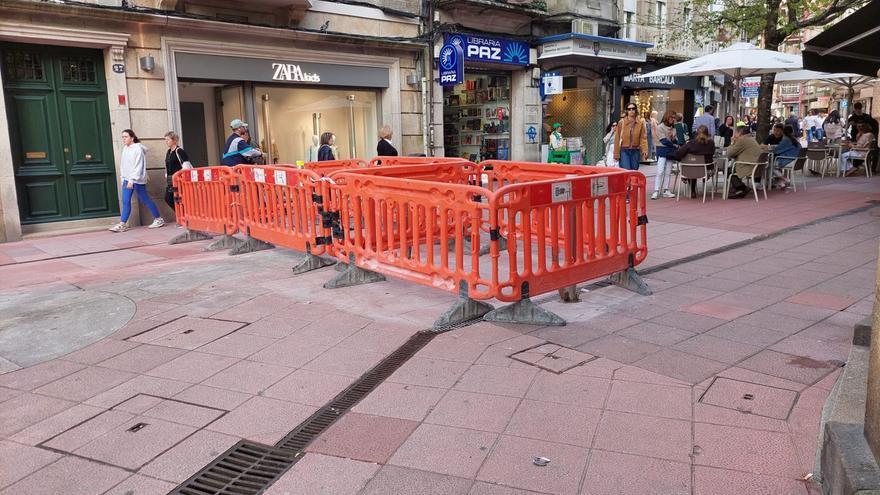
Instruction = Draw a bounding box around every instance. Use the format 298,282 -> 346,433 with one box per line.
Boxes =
169,228 -> 213,245
292,248 -> 337,275
206,234 -> 244,252
323,254 -> 386,289
229,236 -> 274,256
609,268 -> 653,296
432,282 -> 493,331
484,283 -> 566,326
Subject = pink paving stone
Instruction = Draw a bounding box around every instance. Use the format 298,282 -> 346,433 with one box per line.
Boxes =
0,393 -> 75,437
103,474 -> 177,495
576,334 -> 662,365
616,321 -> 697,346
693,400 -> 789,432
388,357 -> 472,389
582,451 -> 691,495
693,423 -> 803,478
737,350 -> 838,385
764,301 -> 840,322
301,346 -> 386,377
389,423 -> 496,478
426,390 -> 520,433
98,344 -> 188,374
633,348 -> 728,384
247,338 -> 330,368
705,321 -> 789,347
142,399 -> 225,428
0,359 -> 85,390
264,369 -> 354,406
145,351 -> 239,383
0,456 -> 130,495
0,440 -> 62,489
238,316 -> 311,339
611,365 -> 691,387
9,403 -> 105,446
504,399 -> 601,447
735,310 -> 816,335
172,385 -> 253,411
288,318 -> 372,347
361,465 -> 473,495
264,453 -> 380,495
605,380 -> 692,420
60,339 -> 139,365
195,332 -> 278,359
43,410 -> 135,452
200,360 -> 294,394
85,375 -> 192,409
205,396 -> 317,444
352,382 -> 446,421
592,411 -> 692,463
335,325 -> 417,355
693,466 -> 809,495
684,301 -> 752,321
139,430 -> 240,483
469,482 -> 546,494
770,335 -> 851,363
649,311 -> 727,333
785,291 -> 860,311
0,387 -> 21,403
418,334 -> 493,363
306,412 -> 419,463
525,372 -> 610,408
672,334 -> 762,364
453,364 -> 538,397
699,377 -> 798,420
109,394 -> 165,414
73,416 -> 196,470
130,317 -> 245,350
34,366 -> 137,402
476,435 -> 588,495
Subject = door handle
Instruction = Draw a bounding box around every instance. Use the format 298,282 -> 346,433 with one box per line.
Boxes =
85,154 -> 93,160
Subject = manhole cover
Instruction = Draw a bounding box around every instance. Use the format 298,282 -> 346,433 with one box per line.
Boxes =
510,343 -> 596,374
699,377 -> 799,419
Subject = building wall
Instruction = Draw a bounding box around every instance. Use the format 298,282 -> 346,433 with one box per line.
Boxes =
0,0 -> 424,240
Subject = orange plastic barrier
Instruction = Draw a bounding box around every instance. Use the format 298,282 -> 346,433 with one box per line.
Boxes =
369,156 -> 464,167
234,165 -> 331,255
304,159 -> 373,177
325,163 -> 647,302
172,166 -> 238,235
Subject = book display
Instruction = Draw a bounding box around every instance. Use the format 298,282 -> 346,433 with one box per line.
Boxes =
443,74 -> 511,162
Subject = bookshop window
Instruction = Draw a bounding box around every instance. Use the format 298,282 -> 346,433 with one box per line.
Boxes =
443,73 -> 511,162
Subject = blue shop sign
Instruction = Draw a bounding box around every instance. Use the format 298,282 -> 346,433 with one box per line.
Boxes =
444,34 -> 529,66
439,42 -> 464,86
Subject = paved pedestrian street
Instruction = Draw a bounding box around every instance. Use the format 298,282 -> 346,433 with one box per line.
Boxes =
0,171 -> 876,495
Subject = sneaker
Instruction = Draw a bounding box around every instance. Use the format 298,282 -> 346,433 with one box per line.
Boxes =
650,191 -> 659,200
109,222 -> 129,233
661,190 -> 675,198
148,218 -> 166,229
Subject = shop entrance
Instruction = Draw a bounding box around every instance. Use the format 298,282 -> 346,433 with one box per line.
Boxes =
1,42 -> 118,224
443,72 -> 511,162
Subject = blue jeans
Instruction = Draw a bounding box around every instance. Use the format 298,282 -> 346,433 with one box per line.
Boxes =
121,180 -> 161,223
619,149 -> 641,170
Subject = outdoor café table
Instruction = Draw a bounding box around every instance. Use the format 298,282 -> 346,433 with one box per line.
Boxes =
714,151 -> 732,199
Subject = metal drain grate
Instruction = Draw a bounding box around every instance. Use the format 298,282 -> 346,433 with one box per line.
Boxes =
170,440 -> 300,495
275,331 -> 435,452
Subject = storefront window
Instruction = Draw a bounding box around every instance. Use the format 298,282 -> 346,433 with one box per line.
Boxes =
443,73 -> 511,162
544,84 -> 606,164
254,86 -> 378,163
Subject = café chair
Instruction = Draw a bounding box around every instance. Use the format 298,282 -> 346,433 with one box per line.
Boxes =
732,151 -> 770,202
676,154 -> 715,203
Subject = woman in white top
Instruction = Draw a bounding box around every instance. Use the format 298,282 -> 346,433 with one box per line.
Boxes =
822,110 -> 844,142
109,129 -> 164,232
603,122 -> 618,166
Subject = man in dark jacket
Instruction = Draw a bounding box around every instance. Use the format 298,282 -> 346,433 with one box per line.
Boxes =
221,119 -> 263,166
847,102 -> 879,140
784,111 -> 800,138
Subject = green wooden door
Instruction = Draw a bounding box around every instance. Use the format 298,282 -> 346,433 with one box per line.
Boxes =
1,43 -> 118,224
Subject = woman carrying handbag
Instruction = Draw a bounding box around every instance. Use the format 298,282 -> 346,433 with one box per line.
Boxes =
163,131 -> 193,210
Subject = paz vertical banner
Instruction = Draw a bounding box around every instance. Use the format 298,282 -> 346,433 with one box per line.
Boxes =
439,42 -> 464,86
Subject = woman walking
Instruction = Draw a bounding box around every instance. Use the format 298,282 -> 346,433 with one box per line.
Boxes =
377,125 -> 398,156
602,122 -> 618,167
317,132 -> 335,161
163,131 -> 192,209
652,111 -> 679,199
614,103 -> 648,170
110,129 -> 164,232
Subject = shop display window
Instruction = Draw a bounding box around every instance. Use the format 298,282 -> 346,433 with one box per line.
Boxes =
443,73 -> 511,162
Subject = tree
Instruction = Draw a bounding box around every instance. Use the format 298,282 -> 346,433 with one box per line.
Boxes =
684,0 -> 869,138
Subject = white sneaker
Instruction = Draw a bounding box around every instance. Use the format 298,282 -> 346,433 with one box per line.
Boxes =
662,190 -> 676,198
109,222 -> 129,233
148,218 -> 166,229
650,191 -> 659,200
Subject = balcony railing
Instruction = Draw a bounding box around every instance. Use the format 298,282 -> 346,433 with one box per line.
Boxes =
634,24 -> 719,59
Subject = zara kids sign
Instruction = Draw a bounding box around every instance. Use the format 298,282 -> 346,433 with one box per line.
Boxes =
271,63 -> 321,83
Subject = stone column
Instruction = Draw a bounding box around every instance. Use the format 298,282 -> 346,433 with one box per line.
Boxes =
0,70 -> 23,242
511,68 -> 540,162
865,242 -> 880,460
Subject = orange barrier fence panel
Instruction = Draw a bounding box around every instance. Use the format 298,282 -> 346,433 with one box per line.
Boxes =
329,160 -> 477,185
234,165 -> 331,255
304,159 -> 373,176
172,167 -> 238,235
326,171 -> 495,299
369,156 -> 464,167
489,170 -> 648,301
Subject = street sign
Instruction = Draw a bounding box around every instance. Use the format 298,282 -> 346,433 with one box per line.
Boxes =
741,78 -> 760,98
438,43 -> 464,86
542,72 -> 562,96
606,66 -> 633,78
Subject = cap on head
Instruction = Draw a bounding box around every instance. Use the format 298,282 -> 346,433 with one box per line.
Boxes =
553,123 -> 562,129
230,119 -> 248,129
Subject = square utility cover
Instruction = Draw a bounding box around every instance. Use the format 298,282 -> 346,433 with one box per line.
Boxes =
510,343 -> 596,374
699,377 -> 799,419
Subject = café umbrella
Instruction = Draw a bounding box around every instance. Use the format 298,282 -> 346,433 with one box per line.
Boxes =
639,42 -> 803,116
775,70 -> 875,112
